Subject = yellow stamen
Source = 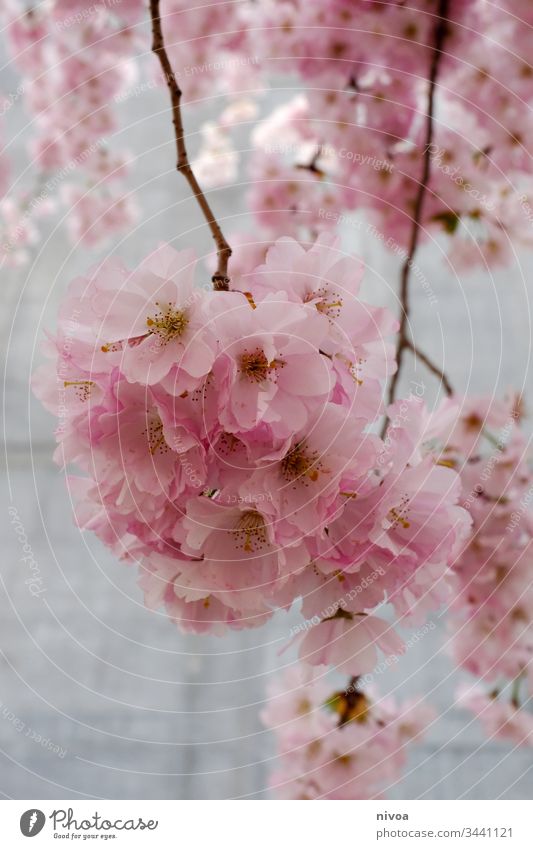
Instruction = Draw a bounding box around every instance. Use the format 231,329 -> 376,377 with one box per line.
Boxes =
101,341 -> 123,353
281,442 -> 324,484
63,380 -> 95,402
146,302 -> 189,343
239,348 -> 283,383
143,417 -> 169,456
306,285 -> 344,320
388,495 -> 411,530
233,510 -> 268,553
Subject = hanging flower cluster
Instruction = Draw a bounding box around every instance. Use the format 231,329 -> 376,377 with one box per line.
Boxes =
33,234 -> 470,651
431,395 -> 533,745
377,392 -> 533,747
261,664 -> 434,799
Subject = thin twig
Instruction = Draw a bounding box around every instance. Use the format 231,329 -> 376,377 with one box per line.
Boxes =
405,337 -> 453,396
150,0 -> 232,290
383,0 -> 452,421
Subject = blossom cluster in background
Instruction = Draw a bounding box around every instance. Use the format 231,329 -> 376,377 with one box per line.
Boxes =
262,665 -> 434,799
165,0 -> 533,269
442,397 -> 533,746
4,1 -> 533,268
375,391 -> 533,748
0,0 -> 144,262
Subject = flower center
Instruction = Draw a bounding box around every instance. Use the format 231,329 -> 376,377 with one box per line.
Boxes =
463,412 -> 483,432
281,442 -> 322,484
146,302 -> 189,342
233,510 -> 268,553
239,348 -> 281,383
307,286 -> 343,319
328,688 -> 371,725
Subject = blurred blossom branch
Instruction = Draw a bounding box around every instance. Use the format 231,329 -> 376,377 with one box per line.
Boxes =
150,0 -> 232,290
386,0 -> 453,410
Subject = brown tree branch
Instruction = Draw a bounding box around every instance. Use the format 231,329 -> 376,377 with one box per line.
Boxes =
384,0 -> 452,417
405,337 -> 453,396
150,0 -> 232,290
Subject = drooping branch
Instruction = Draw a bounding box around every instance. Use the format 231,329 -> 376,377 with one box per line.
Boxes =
385,0 -> 452,409
150,0 -> 232,290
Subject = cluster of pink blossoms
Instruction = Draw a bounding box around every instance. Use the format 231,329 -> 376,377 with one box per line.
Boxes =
164,0 -> 533,269
435,396 -> 533,746
34,234 -> 470,658
379,392 -> 533,747
262,665 -> 434,799
5,0 -> 533,268
0,0 -> 143,262
161,0 -> 258,103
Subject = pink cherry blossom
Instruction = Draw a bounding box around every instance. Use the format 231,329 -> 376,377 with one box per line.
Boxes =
94,245 -> 216,386
458,685 -> 533,748
297,612 -> 404,676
